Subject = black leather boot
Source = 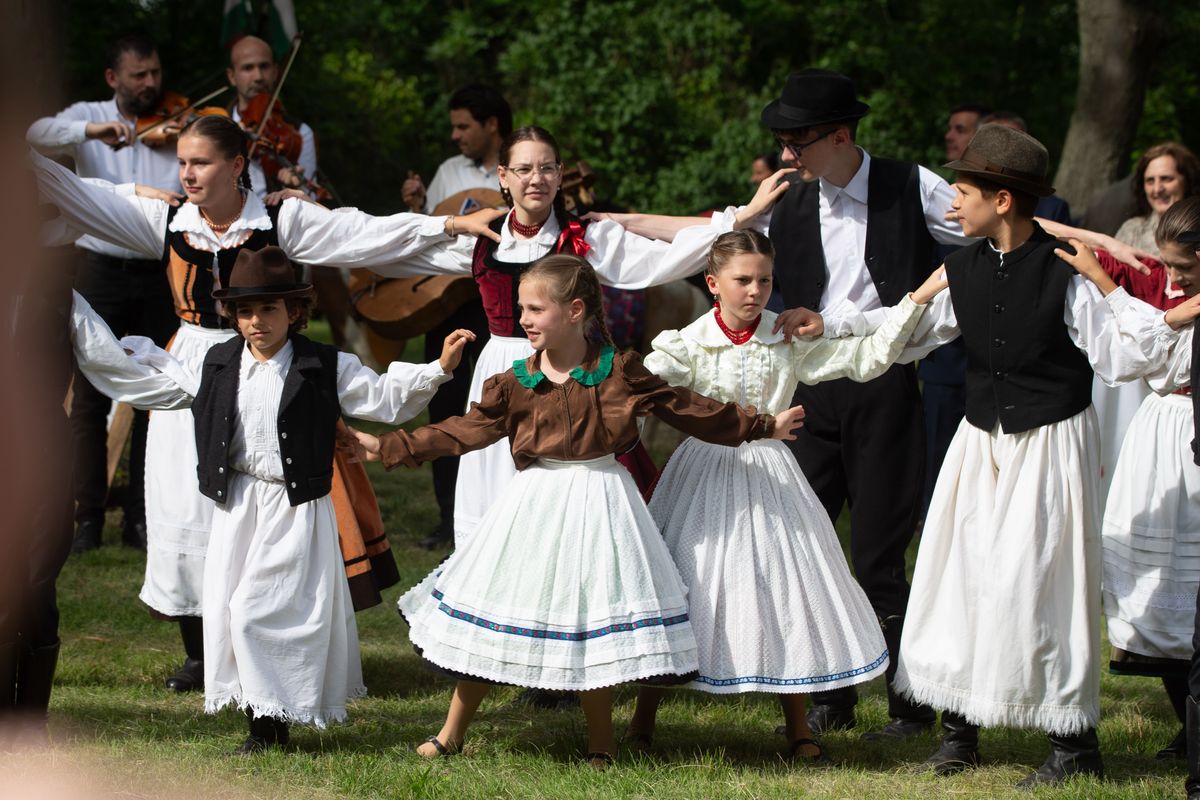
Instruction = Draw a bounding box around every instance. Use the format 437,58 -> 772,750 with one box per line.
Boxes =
1186,696 -> 1200,800
804,685 -> 857,734
1015,728 -> 1103,790
14,641 -> 60,747
861,615 -> 936,740
165,617 -> 204,692
1159,674 -> 1189,759
70,518 -> 103,554
923,711 -> 980,775
233,709 -> 286,755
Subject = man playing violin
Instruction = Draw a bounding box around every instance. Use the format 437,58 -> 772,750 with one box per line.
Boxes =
225,34 -> 317,199
26,31 -> 180,554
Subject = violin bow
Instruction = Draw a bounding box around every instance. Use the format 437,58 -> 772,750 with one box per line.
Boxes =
247,32 -> 303,162
132,85 -> 231,143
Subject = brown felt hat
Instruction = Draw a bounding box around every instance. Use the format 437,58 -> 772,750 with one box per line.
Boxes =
211,246 -> 311,301
761,69 -> 870,130
944,123 -> 1056,197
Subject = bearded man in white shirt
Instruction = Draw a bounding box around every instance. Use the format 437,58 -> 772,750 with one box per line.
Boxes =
26,31 -> 180,554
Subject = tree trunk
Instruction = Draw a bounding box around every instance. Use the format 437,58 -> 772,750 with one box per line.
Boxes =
1053,0 -> 1163,211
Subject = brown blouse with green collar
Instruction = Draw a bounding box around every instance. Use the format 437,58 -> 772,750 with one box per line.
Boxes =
378,345 -> 775,471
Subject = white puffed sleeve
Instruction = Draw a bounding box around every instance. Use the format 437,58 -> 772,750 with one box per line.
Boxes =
584,216 -> 726,289
70,291 -> 193,409
336,352 -> 452,424
643,328 -> 696,388
792,294 -> 928,383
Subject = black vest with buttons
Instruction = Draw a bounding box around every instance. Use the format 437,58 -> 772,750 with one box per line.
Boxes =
944,226 -> 1093,434
193,333 -> 341,507
767,156 -> 934,310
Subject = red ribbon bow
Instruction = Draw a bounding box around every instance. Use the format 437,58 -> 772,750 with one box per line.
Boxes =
556,220 -> 592,257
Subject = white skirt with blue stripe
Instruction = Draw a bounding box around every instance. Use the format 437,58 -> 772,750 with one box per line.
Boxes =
649,438 -> 888,694
399,455 -> 699,690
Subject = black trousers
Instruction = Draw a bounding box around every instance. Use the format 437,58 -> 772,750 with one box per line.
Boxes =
920,380 -> 965,516
421,299 -> 490,524
70,250 -> 176,526
787,363 -> 926,619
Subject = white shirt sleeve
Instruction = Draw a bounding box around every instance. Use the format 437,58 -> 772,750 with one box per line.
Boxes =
26,104 -> 90,156
70,291 -> 193,410
275,197 -> 472,275
335,352 -> 452,423
793,294 -> 928,383
1068,281 -> 1191,389
32,150 -> 167,258
584,216 -> 725,289
919,166 -> 972,246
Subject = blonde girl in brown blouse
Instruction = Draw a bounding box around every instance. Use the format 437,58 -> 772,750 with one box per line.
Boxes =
353,255 -> 804,766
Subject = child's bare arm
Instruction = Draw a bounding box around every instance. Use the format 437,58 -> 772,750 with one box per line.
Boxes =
1055,238 -> 1119,296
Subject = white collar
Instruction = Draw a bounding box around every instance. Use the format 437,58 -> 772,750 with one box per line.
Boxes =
819,148 -> 871,206
240,337 -> 294,374
169,191 -> 273,238
678,308 -> 785,348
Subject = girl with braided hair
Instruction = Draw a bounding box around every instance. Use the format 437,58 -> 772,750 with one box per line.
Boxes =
352,255 -> 805,766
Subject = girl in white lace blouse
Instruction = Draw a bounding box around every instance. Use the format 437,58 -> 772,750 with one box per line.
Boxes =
626,230 -> 947,761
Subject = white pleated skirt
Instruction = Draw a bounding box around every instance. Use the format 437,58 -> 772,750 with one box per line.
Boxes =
895,409 -> 1102,735
140,322 -> 236,616
649,438 -> 888,694
203,472 -> 364,727
1103,392 -> 1200,660
400,455 -> 699,690
452,334 -> 534,546
1092,376 -> 1151,501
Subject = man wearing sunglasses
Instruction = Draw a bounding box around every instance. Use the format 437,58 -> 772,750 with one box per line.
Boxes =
760,68 -> 969,742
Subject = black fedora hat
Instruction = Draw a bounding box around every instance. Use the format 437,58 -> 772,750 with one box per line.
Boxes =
944,123 -> 1056,197
761,69 -> 871,130
211,246 -> 311,301
1178,230 -> 1200,244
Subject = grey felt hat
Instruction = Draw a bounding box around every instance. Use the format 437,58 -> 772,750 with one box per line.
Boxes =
944,123 -> 1056,197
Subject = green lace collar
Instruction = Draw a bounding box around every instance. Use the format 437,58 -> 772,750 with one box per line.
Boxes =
513,345 -> 615,389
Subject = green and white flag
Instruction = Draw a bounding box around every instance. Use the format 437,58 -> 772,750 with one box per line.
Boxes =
221,0 -> 297,59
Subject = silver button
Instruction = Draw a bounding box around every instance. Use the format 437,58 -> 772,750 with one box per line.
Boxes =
286,458 -> 292,464
290,482 -> 297,488
216,490 -> 223,497
281,432 -> 288,439
218,467 -> 225,474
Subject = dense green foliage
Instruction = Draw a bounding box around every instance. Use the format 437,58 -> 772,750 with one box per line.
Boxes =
49,1 -> 1199,213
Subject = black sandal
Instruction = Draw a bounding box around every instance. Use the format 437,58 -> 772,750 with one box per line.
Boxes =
417,735 -> 459,758
788,737 -> 831,764
586,751 -> 614,769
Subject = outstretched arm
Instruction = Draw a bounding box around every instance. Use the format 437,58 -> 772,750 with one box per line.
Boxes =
337,329 -> 475,423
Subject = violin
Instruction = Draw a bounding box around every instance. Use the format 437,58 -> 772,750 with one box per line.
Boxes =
120,86 -> 231,150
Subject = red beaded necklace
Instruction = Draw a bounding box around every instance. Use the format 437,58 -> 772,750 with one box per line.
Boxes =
509,212 -> 548,238
712,302 -> 761,345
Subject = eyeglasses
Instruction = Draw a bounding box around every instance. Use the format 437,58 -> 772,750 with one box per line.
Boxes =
504,163 -> 562,181
774,129 -> 836,158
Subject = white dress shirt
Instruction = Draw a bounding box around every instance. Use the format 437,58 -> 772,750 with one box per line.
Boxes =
425,154 -> 499,213
26,97 -> 181,259
230,105 -> 318,201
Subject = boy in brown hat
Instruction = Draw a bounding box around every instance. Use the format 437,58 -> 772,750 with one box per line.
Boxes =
68,246 -> 475,753
830,123 -> 1200,787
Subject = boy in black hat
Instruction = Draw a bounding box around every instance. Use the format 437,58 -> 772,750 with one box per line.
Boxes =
837,123 -> 1200,788
759,68 -> 972,739
68,246 -> 474,753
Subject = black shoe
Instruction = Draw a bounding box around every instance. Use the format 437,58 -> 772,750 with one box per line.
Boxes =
861,717 -> 935,741
805,703 -> 856,734
121,520 -> 147,549
1157,725 -> 1186,760
418,521 -> 453,551
922,712 -> 980,775
164,658 -> 204,692
233,712 -> 285,755
1015,728 -> 1103,790
71,519 -> 103,554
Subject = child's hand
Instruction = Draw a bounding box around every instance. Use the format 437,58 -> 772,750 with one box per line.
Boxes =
734,168 -> 797,228
1054,238 -> 1119,296
770,404 -> 806,441
344,425 -> 383,462
772,306 -> 823,342
911,266 -> 948,305
1165,293 -> 1200,330
440,328 -> 477,372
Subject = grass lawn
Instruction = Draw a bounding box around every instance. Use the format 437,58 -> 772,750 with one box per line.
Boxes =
4,327 -> 1188,799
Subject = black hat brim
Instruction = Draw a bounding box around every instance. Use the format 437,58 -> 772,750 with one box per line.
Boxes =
944,160 -> 1056,198
760,99 -> 870,131
1177,230 -> 1200,244
211,283 -> 313,301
